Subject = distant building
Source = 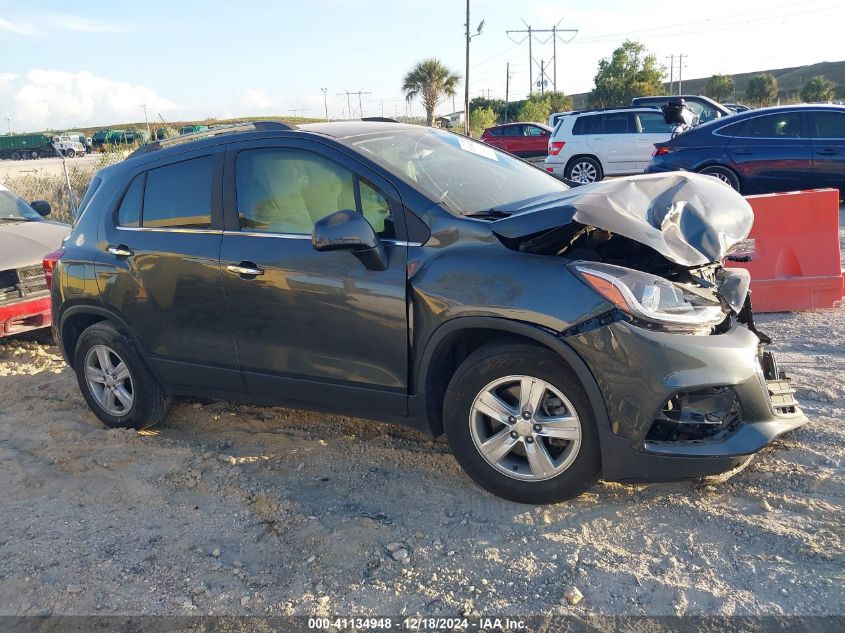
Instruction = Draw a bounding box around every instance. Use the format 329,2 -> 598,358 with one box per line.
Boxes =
435,111 -> 465,129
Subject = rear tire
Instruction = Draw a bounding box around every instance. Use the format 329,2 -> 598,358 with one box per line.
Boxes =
565,156 -> 603,183
699,165 -> 741,192
73,321 -> 169,430
443,342 -> 601,504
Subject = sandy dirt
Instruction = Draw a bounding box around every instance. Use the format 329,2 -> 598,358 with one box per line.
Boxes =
0,305 -> 842,618
0,155 -> 101,180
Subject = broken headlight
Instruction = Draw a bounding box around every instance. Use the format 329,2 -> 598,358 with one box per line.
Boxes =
570,262 -> 726,333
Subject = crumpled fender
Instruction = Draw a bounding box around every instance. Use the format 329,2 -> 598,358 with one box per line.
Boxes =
492,172 -> 753,266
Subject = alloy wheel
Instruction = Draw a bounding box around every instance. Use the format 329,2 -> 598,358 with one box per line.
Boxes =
84,344 -> 134,417
569,161 -> 597,183
469,374 -> 582,481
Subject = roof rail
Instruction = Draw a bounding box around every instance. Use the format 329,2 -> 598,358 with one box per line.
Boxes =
128,120 -> 296,158
569,105 -> 661,115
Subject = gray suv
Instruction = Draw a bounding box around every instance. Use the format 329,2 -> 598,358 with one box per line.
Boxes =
48,121 -> 806,503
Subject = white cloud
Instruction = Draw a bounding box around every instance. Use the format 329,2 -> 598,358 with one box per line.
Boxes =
45,13 -> 130,34
0,17 -> 34,35
239,89 -> 273,110
8,70 -> 177,130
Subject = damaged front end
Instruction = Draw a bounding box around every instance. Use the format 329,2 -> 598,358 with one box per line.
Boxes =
491,172 -> 806,479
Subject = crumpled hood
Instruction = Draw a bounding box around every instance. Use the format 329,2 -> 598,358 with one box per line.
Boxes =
492,172 -> 754,266
0,221 -> 69,270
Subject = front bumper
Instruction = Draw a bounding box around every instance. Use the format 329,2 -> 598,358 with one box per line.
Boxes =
0,295 -> 52,337
565,320 -> 808,482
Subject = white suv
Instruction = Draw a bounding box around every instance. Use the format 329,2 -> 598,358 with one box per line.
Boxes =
544,107 -> 675,183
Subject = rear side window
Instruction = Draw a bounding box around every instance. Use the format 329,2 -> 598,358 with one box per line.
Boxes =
503,125 -> 523,137
602,112 -> 633,134
810,111 -> 845,138
486,127 -> 503,137
736,113 -> 804,138
142,157 -> 214,228
117,174 -> 144,227
716,120 -> 747,137
573,114 -> 602,135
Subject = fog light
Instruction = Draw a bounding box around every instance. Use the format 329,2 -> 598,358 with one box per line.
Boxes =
647,388 -> 741,442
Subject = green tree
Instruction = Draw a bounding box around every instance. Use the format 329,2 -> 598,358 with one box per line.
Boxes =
589,40 -> 664,108
402,58 -> 461,127
469,106 -> 497,137
800,75 -> 836,103
705,74 -> 734,102
545,91 -> 574,114
516,93 -> 552,123
745,73 -> 778,107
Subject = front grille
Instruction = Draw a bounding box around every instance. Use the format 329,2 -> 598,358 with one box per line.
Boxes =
0,265 -> 50,304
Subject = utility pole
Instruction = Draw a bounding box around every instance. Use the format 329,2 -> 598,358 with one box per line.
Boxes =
666,55 -> 674,95
464,0 -> 485,135
678,53 -> 685,94
288,108 -> 308,119
140,104 -> 150,135
504,62 -> 511,122
321,88 -> 329,121
539,60 -> 545,94
4,117 -> 10,135
507,19 -> 578,95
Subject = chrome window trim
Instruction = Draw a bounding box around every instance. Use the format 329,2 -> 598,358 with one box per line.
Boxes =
116,226 -> 220,234
220,230 -> 423,247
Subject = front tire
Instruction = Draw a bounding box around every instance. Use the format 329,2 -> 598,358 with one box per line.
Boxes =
443,342 -> 601,504
73,321 -> 169,430
565,156 -> 602,184
65,148 -> 76,158
699,165 -> 741,192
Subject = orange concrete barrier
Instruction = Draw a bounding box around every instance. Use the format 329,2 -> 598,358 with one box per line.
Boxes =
727,188 -> 844,313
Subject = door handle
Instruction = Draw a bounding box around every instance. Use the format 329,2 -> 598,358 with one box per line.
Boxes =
107,244 -> 133,257
227,262 -> 264,277
815,148 -> 837,155
732,149 -> 753,155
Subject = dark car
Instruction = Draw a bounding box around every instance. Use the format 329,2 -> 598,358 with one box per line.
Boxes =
49,121 -> 806,504
647,104 -> 845,194
631,95 -> 732,125
723,103 -> 752,113
480,122 -> 553,157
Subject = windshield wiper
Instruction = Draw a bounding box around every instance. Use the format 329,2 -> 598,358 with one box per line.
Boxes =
0,216 -> 35,222
462,208 -> 512,219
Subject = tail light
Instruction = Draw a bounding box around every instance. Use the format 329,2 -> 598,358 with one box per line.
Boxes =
549,141 -> 566,156
653,146 -> 672,157
42,248 -> 65,289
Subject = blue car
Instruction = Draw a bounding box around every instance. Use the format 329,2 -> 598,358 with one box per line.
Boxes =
647,104 -> 845,195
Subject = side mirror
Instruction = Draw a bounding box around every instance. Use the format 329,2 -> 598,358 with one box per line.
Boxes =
30,200 -> 51,216
312,210 -> 388,271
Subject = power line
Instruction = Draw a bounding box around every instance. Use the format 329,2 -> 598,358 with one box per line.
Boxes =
506,19 -> 578,94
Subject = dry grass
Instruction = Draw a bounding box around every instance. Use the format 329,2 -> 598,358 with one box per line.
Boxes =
2,150 -> 126,224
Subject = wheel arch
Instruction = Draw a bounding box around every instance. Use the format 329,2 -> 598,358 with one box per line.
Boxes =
695,162 -> 743,191
412,317 -> 610,442
564,153 -> 604,178
59,305 -> 157,378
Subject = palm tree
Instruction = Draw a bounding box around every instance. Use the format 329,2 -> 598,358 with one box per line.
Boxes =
402,58 -> 461,127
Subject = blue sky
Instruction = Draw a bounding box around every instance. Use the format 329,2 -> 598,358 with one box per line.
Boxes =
1,0 -> 843,131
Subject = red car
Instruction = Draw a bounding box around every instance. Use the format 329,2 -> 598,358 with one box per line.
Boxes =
0,184 -> 67,337
480,122 -> 553,158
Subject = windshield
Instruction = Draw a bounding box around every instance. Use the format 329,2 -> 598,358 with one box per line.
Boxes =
349,128 -> 569,215
0,186 -> 41,221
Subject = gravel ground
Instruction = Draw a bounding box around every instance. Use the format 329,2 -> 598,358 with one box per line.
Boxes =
0,306 -> 842,618
0,205 -> 842,618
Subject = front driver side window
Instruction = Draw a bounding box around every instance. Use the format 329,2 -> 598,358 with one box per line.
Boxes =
236,148 -> 395,238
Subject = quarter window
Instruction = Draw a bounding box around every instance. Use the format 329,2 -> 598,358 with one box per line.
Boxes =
116,173 -> 144,227
236,149 -> 395,238
810,111 -> 845,138
142,157 -> 213,228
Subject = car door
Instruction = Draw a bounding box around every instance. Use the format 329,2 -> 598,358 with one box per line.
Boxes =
522,124 -> 549,157
588,113 -> 638,174
98,147 -> 245,392
726,110 -> 812,193
219,138 -> 409,416
808,109 -> 845,191
634,111 -> 675,170
502,124 -> 524,154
